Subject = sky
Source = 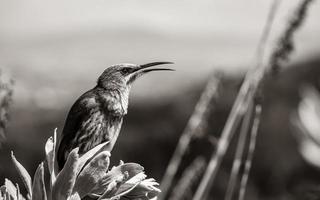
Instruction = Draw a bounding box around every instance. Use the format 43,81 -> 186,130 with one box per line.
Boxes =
0,0 -> 319,108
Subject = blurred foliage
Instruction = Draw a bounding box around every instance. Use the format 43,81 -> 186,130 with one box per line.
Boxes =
2,57 -> 320,199
0,70 -> 13,146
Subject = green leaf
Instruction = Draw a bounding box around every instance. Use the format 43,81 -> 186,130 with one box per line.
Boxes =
72,151 -> 110,198
11,152 -> 32,198
52,148 -> 79,200
32,163 -> 47,200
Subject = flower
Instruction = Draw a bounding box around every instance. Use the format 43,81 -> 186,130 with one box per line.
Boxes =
1,129 -> 161,200
292,86 -> 320,168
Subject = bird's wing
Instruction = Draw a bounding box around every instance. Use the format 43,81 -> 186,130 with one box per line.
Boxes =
57,89 -> 123,169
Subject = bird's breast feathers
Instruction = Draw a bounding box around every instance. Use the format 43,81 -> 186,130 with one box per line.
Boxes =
95,88 -> 130,116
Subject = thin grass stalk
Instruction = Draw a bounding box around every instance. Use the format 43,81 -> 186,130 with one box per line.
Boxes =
192,69 -> 261,200
168,157 -> 206,200
192,46 -> 269,200
255,0 -> 282,68
193,0 -> 315,199
224,102 -> 254,200
238,104 -> 262,200
159,74 -> 221,200
223,1 -> 280,196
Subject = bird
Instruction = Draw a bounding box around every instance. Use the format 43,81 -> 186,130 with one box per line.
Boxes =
57,62 -> 174,169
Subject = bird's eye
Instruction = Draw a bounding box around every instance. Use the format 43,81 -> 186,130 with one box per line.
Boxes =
121,68 -> 131,74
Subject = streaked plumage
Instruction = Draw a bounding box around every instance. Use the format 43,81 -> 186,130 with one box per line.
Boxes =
57,62 -> 173,169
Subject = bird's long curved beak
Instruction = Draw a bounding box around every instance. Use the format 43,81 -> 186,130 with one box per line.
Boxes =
137,61 -> 174,73
128,61 -> 174,84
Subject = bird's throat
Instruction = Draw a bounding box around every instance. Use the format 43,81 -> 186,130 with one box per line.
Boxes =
119,89 -> 130,115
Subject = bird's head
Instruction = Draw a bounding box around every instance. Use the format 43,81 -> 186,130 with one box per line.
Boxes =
97,62 -> 174,90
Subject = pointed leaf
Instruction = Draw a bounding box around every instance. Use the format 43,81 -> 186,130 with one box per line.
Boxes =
72,151 -> 110,198
1,185 -> 12,200
4,188 -> 10,200
109,163 -> 144,180
11,152 -> 32,197
53,129 -> 59,176
52,148 -> 79,200
32,163 -> 47,200
123,178 -> 161,200
93,163 -> 145,199
77,142 -> 110,174
112,172 -> 147,198
15,184 -> 19,200
4,179 -> 17,200
15,184 -> 26,200
97,173 -> 128,200
92,163 -> 143,195
67,193 -> 80,200
45,129 -> 58,186
45,136 -> 55,182
0,186 -> 6,197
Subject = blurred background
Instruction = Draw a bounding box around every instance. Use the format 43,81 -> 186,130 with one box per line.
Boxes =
1,0 -> 320,199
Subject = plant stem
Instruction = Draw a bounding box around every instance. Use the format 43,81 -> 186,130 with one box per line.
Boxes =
168,157 -> 206,200
224,1 -> 280,198
238,104 -> 262,200
256,0 -> 282,68
193,0 -> 315,198
159,74 -> 221,200
192,69 -> 262,200
224,102 -> 254,200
